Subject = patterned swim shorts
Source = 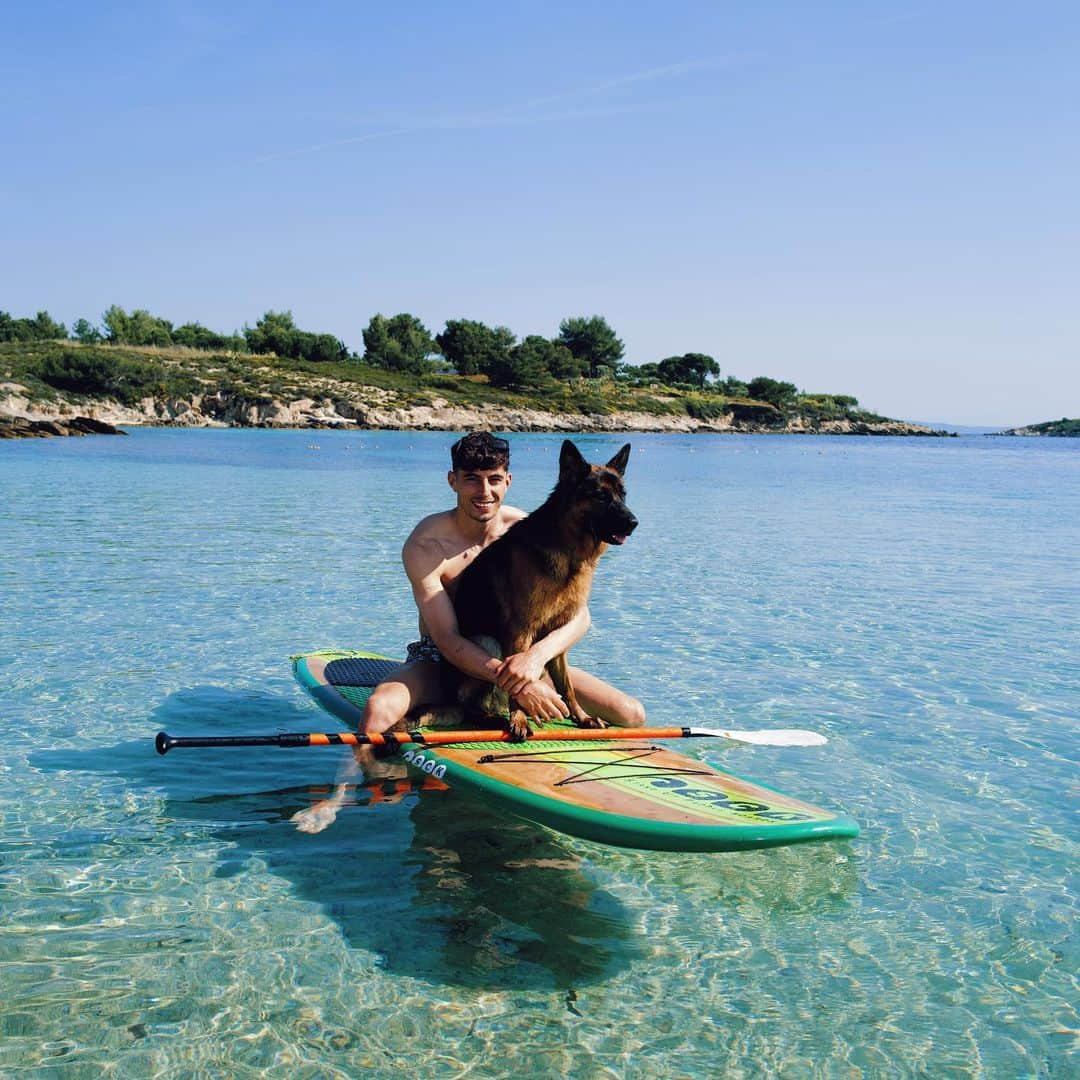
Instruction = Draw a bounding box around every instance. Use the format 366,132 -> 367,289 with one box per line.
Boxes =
405,635 -> 444,665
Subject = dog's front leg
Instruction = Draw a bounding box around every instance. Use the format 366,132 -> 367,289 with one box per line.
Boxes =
547,654 -> 606,729
455,634 -> 515,731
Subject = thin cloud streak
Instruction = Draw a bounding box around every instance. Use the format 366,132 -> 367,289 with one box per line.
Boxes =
252,129 -> 413,165
252,56 -> 740,164
510,56 -> 738,112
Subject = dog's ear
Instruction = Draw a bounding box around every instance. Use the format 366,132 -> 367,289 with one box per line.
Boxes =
559,440 -> 590,482
606,444 -> 631,476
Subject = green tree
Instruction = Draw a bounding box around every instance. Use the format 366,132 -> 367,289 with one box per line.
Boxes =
716,375 -> 748,397
362,313 -> 438,374
487,335 -> 554,390
681,352 -> 719,388
71,317 -> 103,343
172,322 -> 209,349
306,332 -> 348,363
657,352 -> 720,389
361,314 -> 392,365
244,312 -> 343,361
625,362 -> 661,385
435,319 -> 516,376
545,338 -> 587,381
557,315 -> 624,378
130,310 -> 172,346
102,305 -> 172,346
244,310 -> 298,356
173,321 -> 247,351
747,376 -> 798,410
29,310 -> 67,339
0,310 -> 67,341
657,357 -> 684,386
101,305 -> 131,343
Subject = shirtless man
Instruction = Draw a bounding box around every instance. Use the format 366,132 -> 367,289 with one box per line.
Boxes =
292,432 -> 645,833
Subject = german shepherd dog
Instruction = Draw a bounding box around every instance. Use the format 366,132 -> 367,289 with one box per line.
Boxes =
450,440 -> 638,737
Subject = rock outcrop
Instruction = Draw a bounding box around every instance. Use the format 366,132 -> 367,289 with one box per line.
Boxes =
0,414 -> 126,439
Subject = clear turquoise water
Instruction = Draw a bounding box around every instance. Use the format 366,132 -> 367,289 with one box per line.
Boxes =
1,429 -> 1076,1077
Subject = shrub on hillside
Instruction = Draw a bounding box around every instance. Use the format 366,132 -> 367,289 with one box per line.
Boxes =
685,398 -> 729,420
36,348 -> 197,406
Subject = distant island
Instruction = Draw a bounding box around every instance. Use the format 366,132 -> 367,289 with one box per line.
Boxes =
999,418 -> 1080,437
1,305 -> 952,438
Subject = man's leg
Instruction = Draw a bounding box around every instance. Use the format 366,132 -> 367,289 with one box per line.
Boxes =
565,665 -> 646,728
361,660 -> 444,738
291,660 -> 444,834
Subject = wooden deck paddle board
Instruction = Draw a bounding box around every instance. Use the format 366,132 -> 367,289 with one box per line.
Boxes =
292,649 -> 859,852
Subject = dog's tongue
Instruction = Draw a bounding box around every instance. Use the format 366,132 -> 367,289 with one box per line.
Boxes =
608,534 -> 628,545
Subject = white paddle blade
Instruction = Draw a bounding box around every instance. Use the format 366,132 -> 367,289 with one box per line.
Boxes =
691,727 -> 828,747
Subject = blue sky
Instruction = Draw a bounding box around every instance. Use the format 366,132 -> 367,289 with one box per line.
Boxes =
3,1 -> 1076,426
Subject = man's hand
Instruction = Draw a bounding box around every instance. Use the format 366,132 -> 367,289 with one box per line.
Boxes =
513,678 -> 570,723
495,648 -> 547,696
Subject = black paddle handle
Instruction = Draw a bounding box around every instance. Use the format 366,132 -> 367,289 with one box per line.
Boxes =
155,731 -> 317,755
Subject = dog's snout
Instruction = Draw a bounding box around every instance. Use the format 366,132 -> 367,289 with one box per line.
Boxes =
624,512 -> 639,534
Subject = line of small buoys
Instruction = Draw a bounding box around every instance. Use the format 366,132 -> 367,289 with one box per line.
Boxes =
302,440 -> 385,451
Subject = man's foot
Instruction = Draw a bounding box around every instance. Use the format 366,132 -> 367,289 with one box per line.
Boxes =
291,791 -> 346,834
290,755 -> 411,834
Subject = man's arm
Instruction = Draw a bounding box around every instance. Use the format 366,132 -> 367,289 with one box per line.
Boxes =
404,537 -> 502,682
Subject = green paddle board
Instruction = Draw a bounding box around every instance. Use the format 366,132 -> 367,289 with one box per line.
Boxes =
292,649 -> 859,853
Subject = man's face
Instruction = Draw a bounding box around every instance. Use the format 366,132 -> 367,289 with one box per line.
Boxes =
449,466 -> 511,523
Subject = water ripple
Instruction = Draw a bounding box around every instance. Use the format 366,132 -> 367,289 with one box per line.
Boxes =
1,430 -> 1077,1076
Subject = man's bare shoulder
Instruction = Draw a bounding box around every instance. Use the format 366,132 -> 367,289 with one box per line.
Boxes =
403,511 -> 457,569
406,510 -> 459,546
403,504 -> 527,573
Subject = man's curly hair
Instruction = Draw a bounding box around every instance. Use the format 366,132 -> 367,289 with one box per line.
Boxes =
450,432 -> 510,472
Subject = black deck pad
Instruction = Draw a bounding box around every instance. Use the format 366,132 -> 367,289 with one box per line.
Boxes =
324,656 -> 402,688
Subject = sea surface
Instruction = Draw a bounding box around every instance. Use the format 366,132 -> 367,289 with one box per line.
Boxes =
1,429 -> 1076,1078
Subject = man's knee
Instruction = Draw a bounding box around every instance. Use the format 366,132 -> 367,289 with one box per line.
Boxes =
621,695 -> 647,728
363,683 -> 409,733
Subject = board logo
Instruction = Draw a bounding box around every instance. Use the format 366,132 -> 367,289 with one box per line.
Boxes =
648,776 -> 812,822
402,748 -> 447,780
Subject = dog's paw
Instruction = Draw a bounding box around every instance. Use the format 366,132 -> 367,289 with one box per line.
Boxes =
506,710 -> 533,742
574,714 -> 608,729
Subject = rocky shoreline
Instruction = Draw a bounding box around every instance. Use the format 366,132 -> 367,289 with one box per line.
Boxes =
0,383 -> 951,438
